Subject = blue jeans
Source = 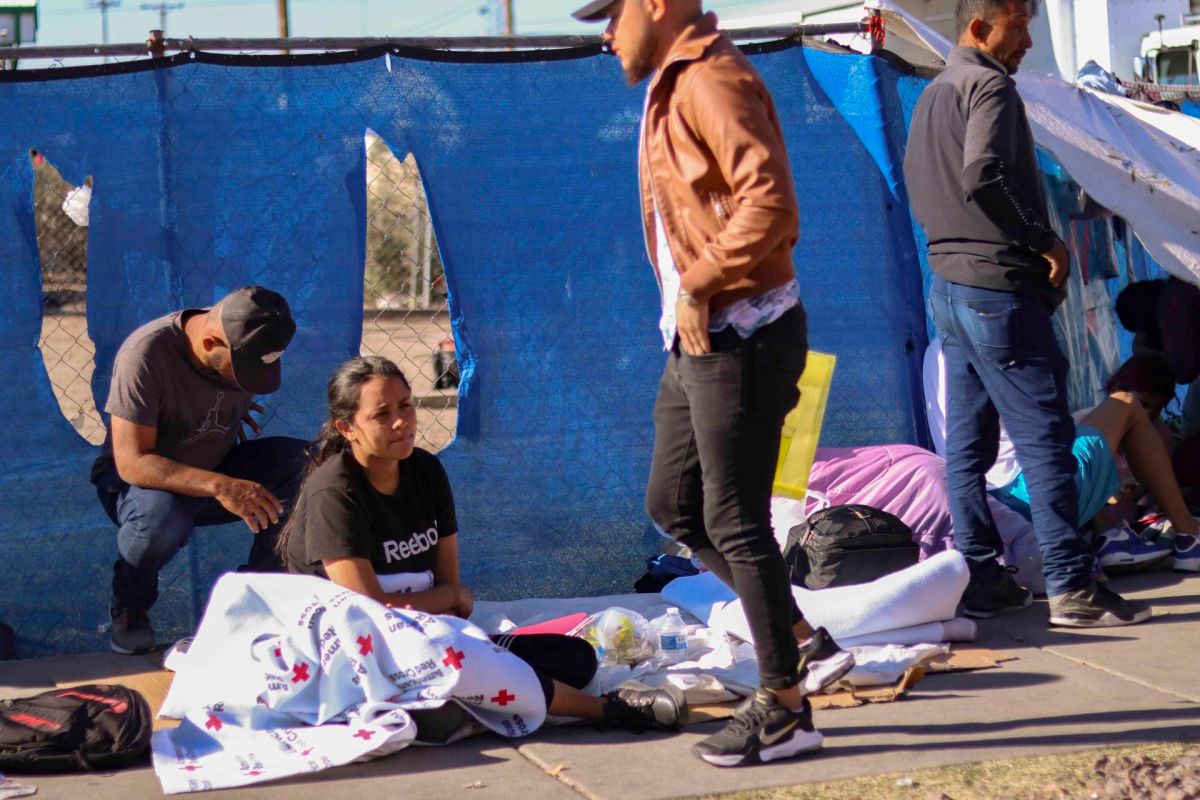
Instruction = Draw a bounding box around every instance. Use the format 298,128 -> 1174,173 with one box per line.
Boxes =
929,277 -> 1095,597
94,436 -> 310,613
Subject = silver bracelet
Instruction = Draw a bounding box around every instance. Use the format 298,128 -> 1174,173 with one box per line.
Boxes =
678,289 -> 700,307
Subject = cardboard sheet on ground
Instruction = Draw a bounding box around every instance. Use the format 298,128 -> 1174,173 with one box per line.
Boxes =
74,644 -> 1014,735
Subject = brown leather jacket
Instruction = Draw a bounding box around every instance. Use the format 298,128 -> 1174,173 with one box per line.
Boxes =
640,13 -> 800,313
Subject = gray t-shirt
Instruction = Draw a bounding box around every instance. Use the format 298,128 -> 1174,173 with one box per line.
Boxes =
91,310 -> 251,482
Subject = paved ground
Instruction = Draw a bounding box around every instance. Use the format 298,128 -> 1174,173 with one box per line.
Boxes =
2,570 -> 1197,800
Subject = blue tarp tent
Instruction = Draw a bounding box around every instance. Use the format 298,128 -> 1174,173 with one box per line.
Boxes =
0,38 -> 1139,655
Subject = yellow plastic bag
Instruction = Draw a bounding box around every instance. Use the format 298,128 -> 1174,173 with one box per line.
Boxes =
773,351 -> 836,500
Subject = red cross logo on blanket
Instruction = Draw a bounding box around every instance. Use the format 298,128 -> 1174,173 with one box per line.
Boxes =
180,764 -> 200,772
491,689 -> 515,707
274,645 -> 282,659
442,647 -> 465,670
356,634 -> 373,656
300,748 -> 313,757
244,769 -> 262,777
291,662 -> 311,683
353,728 -> 375,741
205,714 -> 223,731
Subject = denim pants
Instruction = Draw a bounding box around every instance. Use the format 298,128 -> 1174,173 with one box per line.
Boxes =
645,305 -> 808,689
929,277 -> 1095,596
94,436 -> 310,613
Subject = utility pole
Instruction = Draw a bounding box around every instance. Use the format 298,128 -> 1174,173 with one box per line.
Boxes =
503,0 -> 514,35
276,0 -> 290,54
276,0 -> 290,38
140,1 -> 183,35
88,0 -> 123,64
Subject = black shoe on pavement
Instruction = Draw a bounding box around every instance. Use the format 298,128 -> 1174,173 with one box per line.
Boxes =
410,702 -> 472,744
1048,583 -> 1152,627
797,627 -> 855,695
962,561 -> 1032,619
691,689 -> 823,768
110,607 -> 156,655
601,681 -> 687,733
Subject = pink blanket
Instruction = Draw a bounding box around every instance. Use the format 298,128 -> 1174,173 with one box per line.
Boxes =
805,445 -> 1044,594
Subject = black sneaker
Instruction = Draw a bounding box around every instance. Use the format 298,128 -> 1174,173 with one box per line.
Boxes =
797,627 -> 855,695
110,607 -> 155,655
410,702 -> 471,744
691,689 -> 823,767
962,561 -> 1032,619
600,681 -> 687,733
1048,583 -> 1152,627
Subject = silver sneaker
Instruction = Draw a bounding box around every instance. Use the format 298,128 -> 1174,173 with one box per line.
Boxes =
1048,583 -> 1152,628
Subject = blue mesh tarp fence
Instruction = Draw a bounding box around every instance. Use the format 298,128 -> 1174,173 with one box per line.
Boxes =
0,42 -> 932,655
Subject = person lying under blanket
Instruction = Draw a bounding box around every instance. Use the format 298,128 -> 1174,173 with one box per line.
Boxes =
277,356 -> 686,740
796,444 -> 1046,593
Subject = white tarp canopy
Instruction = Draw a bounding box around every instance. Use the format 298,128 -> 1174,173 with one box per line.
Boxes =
866,0 -> 1200,286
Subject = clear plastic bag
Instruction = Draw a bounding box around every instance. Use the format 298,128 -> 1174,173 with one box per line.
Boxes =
575,607 -> 655,666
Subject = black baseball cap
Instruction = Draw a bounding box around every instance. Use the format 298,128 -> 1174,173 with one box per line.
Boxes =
572,0 -> 618,22
218,286 -> 296,394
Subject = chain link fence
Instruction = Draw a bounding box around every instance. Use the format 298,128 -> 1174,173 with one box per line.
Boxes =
32,132 -> 459,453
362,132 -> 457,452
32,152 -> 102,444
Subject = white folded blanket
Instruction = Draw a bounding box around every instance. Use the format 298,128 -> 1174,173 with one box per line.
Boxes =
153,573 -> 546,794
838,618 -> 976,648
663,549 -> 970,643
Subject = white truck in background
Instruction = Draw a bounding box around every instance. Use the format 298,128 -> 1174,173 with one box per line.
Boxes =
1138,20 -> 1200,84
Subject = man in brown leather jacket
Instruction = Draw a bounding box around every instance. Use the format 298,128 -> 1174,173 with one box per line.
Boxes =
574,0 -> 852,767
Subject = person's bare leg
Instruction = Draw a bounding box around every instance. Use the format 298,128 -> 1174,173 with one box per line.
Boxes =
546,682 -> 605,719
793,619 -> 815,641
1083,394 -> 1198,534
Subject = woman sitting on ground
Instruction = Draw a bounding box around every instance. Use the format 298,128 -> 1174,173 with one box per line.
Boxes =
990,353 -> 1199,573
276,356 -> 684,739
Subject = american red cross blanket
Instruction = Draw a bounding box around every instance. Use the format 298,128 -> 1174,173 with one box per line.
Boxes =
151,573 -> 546,793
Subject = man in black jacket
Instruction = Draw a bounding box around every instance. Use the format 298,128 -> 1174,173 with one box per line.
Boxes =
904,0 -> 1150,627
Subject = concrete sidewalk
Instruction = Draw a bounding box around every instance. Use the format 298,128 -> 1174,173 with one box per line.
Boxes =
2,571 -> 1198,800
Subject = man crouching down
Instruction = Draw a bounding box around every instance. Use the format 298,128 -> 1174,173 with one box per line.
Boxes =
572,0 -> 854,767
91,286 -> 308,655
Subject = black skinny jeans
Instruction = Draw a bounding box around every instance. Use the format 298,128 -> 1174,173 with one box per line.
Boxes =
645,304 -> 808,690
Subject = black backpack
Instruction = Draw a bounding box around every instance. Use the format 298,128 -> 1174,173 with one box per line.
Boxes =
783,504 -> 919,590
0,684 -> 152,772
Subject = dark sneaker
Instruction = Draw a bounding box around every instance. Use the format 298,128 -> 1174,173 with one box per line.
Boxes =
600,681 -> 687,733
797,627 -> 855,695
110,607 -> 155,655
691,689 -> 823,767
1048,583 -> 1152,627
410,702 -> 471,744
1173,533 -> 1200,572
962,561 -> 1032,619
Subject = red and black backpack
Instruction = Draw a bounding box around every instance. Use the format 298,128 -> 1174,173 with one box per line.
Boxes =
0,683 -> 152,772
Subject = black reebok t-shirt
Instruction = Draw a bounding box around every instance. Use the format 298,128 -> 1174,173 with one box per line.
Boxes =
286,448 -> 457,579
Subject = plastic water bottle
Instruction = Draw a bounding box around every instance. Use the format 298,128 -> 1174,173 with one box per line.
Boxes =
657,608 -> 689,663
